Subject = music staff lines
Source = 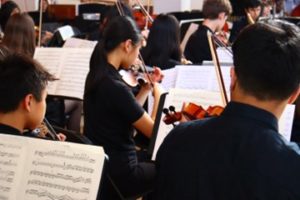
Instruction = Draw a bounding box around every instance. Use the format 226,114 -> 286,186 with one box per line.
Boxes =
32,161 -> 94,173
0,195 -> 8,200
30,170 -> 92,184
0,160 -> 17,167
26,189 -> 88,200
34,150 -> 96,163
0,151 -> 19,158
0,143 -> 22,149
27,180 -> 90,194
0,185 -> 10,192
0,169 -> 15,176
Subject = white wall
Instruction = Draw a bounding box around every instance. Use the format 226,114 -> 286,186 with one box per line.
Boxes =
13,0 -> 38,12
153,0 -> 203,14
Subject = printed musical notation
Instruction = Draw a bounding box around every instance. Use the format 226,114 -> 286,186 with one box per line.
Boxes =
27,180 -> 89,194
34,150 -> 96,163
30,170 -> 91,184
0,195 -> 8,200
25,189 -> 87,200
32,161 -> 94,173
0,134 -> 105,200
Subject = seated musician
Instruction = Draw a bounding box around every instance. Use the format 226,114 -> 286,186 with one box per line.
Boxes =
184,0 -> 232,64
0,46 -> 62,139
84,16 -> 163,199
141,14 -> 185,70
229,0 -> 262,43
0,0 -> 20,34
154,20 -> 300,199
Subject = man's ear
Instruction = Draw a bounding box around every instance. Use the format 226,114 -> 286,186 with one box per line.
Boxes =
23,94 -> 34,112
218,12 -> 226,20
288,87 -> 300,104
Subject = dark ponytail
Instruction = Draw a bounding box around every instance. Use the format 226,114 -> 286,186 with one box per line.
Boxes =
85,16 -> 142,95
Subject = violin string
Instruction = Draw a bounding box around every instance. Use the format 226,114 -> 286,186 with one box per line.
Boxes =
211,34 -> 233,56
138,54 -> 154,87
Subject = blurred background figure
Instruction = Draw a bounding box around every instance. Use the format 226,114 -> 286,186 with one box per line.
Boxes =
0,0 -> 20,34
141,14 -> 183,70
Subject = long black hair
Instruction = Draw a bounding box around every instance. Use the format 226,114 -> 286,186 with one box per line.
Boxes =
85,16 -> 142,95
141,14 -> 182,70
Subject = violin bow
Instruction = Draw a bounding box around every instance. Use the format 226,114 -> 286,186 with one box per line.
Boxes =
116,0 -> 154,87
207,31 -> 229,106
134,0 -> 154,24
144,0 -> 151,30
38,0 -> 44,47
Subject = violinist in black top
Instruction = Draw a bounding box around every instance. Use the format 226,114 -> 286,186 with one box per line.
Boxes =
184,0 -> 232,64
84,16 -> 162,199
229,0 -> 262,43
154,20 -> 300,200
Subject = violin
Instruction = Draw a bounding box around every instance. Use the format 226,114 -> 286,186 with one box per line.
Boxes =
119,67 -> 148,87
163,103 -> 224,126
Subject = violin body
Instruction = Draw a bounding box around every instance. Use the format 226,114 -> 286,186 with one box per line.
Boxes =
133,6 -> 156,30
163,103 -> 224,125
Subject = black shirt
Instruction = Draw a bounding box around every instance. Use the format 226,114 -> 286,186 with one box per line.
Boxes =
84,63 -> 144,155
0,124 -> 22,136
0,124 -> 39,138
184,25 -> 213,64
229,16 -> 249,44
154,102 -> 300,200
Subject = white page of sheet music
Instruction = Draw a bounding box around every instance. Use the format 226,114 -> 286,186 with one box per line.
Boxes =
174,65 -> 231,95
216,47 -> 233,64
151,88 -> 223,160
279,104 -> 295,141
0,134 -> 105,200
63,38 -> 97,49
34,48 -> 64,95
57,25 -> 74,41
148,65 -> 231,120
34,48 -> 93,100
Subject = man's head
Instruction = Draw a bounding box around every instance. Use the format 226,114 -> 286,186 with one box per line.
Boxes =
231,20 -> 300,103
244,0 -> 262,21
202,0 -> 232,31
0,50 -> 55,130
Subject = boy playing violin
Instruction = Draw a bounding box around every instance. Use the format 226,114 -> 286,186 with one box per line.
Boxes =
154,20 -> 300,199
0,46 -> 65,140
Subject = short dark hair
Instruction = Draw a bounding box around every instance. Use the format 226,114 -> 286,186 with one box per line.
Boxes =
243,0 -> 262,9
0,52 -> 56,113
202,0 -> 232,19
232,20 -> 300,101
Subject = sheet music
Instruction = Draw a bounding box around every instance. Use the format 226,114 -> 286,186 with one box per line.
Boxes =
151,88 -> 223,160
0,134 -> 105,200
63,38 -> 97,49
279,104 -> 295,141
160,68 -> 178,91
34,48 -> 94,100
216,47 -> 233,64
57,25 -> 74,41
148,65 -> 231,117
174,65 -> 231,94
